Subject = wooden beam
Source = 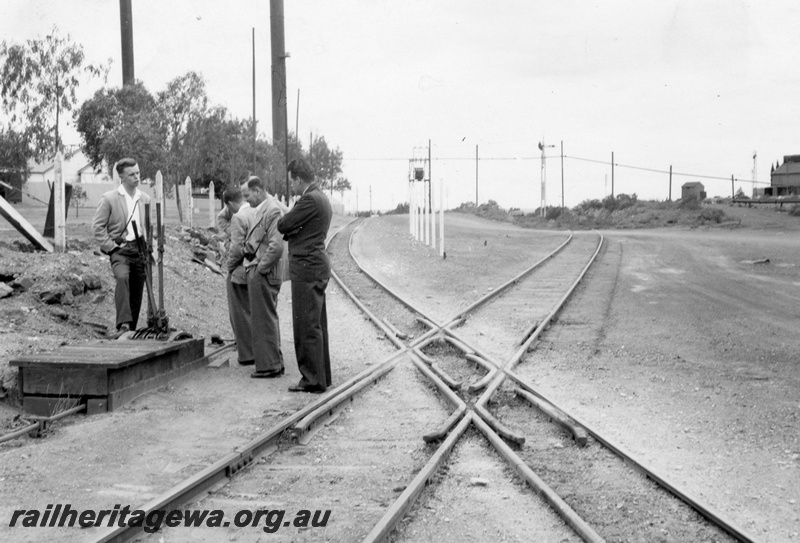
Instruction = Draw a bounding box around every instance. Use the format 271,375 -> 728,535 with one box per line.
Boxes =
54,152 -> 66,252
0,194 -> 54,252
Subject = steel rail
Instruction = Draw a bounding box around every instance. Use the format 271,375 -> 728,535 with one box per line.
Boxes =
471,413 -> 605,543
503,366 -> 759,543
348,217 -> 444,326
474,232 -> 605,411
342,227 -> 605,541
441,230 -> 757,543
362,411 -> 473,543
327,222 -> 757,543
88,339 -> 422,543
350,219 -> 574,334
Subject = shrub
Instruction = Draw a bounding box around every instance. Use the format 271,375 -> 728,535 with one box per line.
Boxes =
698,208 -> 725,223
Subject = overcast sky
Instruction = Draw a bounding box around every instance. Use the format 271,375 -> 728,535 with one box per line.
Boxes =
1,1 -> 798,211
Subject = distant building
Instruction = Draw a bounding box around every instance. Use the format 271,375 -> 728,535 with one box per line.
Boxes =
22,152 -> 114,207
681,181 -> 706,201
767,155 -> 800,197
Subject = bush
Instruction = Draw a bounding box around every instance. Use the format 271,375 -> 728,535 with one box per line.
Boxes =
698,208 -> 725,223
386,202 -> 409,215
789,205 -> 800,217
678,194 -> 702,210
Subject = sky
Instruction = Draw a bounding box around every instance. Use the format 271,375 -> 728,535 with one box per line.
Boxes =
1,0 -> 798,212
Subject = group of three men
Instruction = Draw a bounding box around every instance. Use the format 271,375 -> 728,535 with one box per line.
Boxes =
92,157 -> 333,394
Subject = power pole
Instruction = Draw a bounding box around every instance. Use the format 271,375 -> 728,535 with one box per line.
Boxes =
611,151 -> 615,199
538,139 -> 555,217
475,144 -> 479,206
669,165 -> 672,201
560,140 -> 564,210
252,28 -> 257,173
119,0 -> 135,86
270,0 -> 289,199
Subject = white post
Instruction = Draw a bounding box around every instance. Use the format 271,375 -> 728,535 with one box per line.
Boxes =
184,176 -> 193,228
416,183 -> 422,241
439,178 -> 445,257
53,152 -> 66,252
431,178 -> 436,250
408,182 -> 413,235
208,181 -> 215,227
422,181 -> 428,245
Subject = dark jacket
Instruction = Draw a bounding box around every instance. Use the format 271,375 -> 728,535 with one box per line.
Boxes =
276,183 -> 332,282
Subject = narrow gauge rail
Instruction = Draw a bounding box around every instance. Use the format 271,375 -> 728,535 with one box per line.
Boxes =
89,216 -> 756,542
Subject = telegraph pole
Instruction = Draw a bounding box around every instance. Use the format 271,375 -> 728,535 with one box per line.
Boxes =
270,0 -> 290,199
119,0 -> 135,86
475,144 -> 479,206
252,28 -> 257,172
560,140 -> 564,210
538,139 -> 555,217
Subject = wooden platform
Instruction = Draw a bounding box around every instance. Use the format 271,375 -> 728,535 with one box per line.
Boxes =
9,338 -> 205,416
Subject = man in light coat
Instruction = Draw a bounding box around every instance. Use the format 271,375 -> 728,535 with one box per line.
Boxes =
223,184 -> 256,365
244,177 -> 289,378
91,158 -> 151,336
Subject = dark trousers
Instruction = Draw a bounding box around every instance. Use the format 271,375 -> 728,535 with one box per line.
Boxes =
226,276 -> 253,363
291,279 -> 331,389
247,269 -> 283,372
109,244 -> 146,328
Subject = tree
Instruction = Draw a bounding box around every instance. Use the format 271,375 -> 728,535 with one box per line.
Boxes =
182,106 -> 251,192
332,176 -> 351,202
0,126 -> 30,199
70,181 -> 88,217
76,82 -> 166,180
308,135 -> 342,190
0,26 -> 107,160
157,71 -> 208,189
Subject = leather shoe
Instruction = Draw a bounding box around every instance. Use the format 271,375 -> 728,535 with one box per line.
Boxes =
251,367 -> 284,379
287,383 -> 326,394
110,323 -> 131,339
238,359 -> 255,366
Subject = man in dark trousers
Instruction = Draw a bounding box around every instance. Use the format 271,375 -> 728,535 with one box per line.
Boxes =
244,177 -> 289,378
91,158 -> 150,337
223,184 -> 256,366
277,158 -> 333,393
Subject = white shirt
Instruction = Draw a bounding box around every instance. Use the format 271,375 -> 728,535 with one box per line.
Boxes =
118,185 -> 142,241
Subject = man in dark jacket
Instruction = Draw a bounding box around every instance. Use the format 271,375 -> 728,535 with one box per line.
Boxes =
277,158 -> 333,393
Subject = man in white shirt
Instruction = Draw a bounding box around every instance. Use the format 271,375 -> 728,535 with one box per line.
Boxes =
91,158 -> 151,336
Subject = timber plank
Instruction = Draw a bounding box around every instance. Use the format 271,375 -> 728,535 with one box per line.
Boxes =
22,366 -> 107,395
10,339 -> 191,369
0,194 -> 54,252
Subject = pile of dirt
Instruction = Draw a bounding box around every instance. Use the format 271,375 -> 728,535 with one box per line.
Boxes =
0,223 -> 231,405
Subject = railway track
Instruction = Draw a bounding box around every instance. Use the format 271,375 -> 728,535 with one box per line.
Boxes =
1,215 -> 759,541
94,214 -> 757,542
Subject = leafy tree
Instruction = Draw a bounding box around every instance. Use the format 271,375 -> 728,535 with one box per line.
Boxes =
76,82 -> 166,180
0,26 -> 107,160
332,176 -> 351,202
0,126 -> 30,197
308,135 -> 342,190
157,71 -> 208,188
70,182 -> 88,217
182,106 -> 251,192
